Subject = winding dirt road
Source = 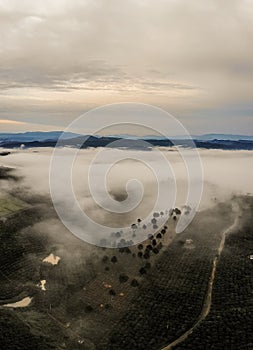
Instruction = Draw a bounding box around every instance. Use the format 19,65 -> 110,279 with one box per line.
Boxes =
161,204 -> 240,350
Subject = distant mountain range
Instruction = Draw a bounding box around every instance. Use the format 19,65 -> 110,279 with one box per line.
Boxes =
193,133 -> 253,141
0,131 -> 79,143
108,133 -> 253,141
0,131 -> 253,150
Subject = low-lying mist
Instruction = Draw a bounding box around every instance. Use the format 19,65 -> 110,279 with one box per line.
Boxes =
1,147 -> 252,243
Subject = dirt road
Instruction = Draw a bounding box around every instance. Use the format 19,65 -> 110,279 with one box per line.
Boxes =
161,204 -> 240,350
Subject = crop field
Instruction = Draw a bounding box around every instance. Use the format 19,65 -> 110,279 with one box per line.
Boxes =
0,194 -> 29,218
173,197 -> 253,350
0,196 -> 251,350
97,202 -> 235,350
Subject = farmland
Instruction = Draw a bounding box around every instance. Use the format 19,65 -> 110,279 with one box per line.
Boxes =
172,197 -> 253,350
0,193 -> 29,218
98,201 -> 235,349
0,177 -> 252,350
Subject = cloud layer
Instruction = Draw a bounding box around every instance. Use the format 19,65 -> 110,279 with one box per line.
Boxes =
0,0 -> 253,133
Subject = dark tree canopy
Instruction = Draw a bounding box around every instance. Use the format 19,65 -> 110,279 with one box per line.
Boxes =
111,256 -> 118,263
119,274 -> 129,283
102,255 -> 109,263
139,267 -> 147,275
109,289 -> 116,296
131,279 -> 140,287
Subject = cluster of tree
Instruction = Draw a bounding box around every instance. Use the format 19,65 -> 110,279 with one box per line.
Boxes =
98,218 -> 222,350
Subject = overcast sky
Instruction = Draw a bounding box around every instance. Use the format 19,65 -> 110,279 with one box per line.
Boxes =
0,0 -> 253,134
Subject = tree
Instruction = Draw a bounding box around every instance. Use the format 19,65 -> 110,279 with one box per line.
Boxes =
102,255 -> 109,263
174,208 -> 181,215
143,252 -> 150,259
153,247 -> 159,254
115,231 -> 121,238
131,279 -> 140,287
85,305 -> 94,313
139,267 -> 147,275
124,247 -> 131,254
157,242 -> 163,250
119,273 -> 129,283
146,244 -> 153,252
111,256 -> 118,263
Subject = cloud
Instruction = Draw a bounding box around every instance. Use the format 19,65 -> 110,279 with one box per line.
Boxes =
0,119 -> 26,125
3,147 -> 253,210
0,0 -> 252,133
1,147 -> 253,246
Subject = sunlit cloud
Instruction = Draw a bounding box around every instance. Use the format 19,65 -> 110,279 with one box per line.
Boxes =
0,119 -> 26,125
0,0 -> 252,133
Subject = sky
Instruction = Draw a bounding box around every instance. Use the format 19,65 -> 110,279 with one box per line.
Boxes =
0,0 -> 253,135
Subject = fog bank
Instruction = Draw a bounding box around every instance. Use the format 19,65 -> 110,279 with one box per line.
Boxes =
1,147 -> 252,235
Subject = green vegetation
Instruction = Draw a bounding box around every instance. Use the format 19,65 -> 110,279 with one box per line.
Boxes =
0,194 -> 29,217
